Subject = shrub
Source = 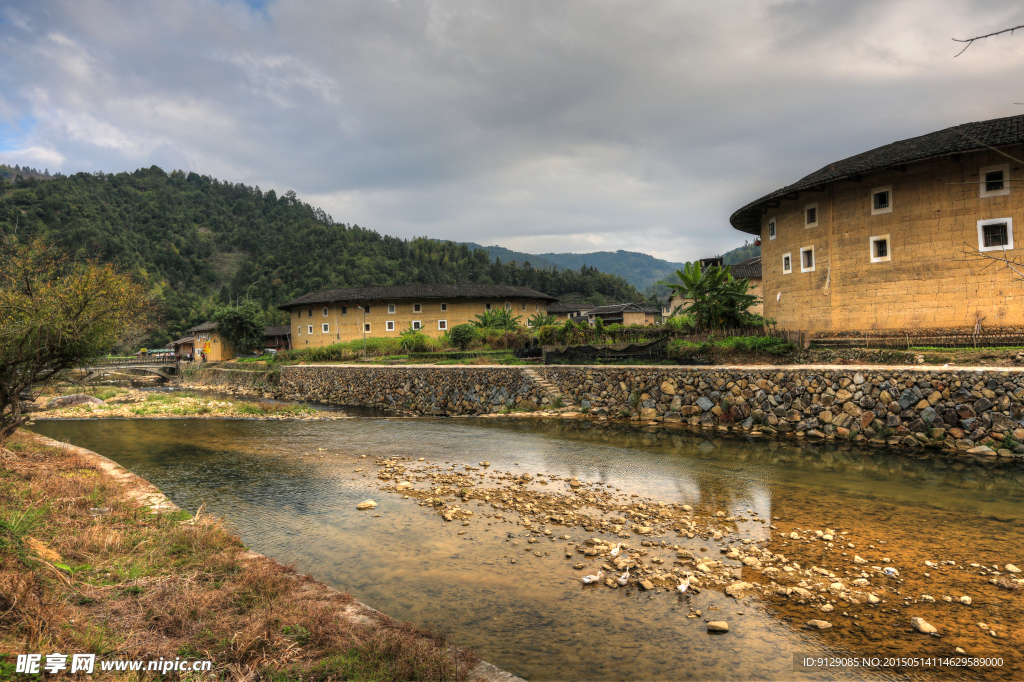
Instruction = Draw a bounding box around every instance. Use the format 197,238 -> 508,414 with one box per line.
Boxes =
448,324 -> 476,349
398,326 -> 431,353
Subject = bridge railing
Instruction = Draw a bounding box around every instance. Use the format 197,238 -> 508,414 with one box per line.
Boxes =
88,356 -> 179,367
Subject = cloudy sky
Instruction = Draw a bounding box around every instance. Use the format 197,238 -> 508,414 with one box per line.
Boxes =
2,1 -> 1023,262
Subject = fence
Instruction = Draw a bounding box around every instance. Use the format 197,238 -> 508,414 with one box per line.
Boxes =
812,332 -> 1024,350
89,356 -> 178,367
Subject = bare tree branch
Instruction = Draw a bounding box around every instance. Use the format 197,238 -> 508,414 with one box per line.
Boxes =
961,240 -> 1024,279
953,23 -> 1024,57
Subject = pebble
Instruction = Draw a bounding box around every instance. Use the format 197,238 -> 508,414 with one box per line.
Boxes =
707,621 -> 729,633
356,500 -> 377,510
959,596 -> 972,605
1006,564 -> 1021,573
820,604 -> 834,613
807,620 -> 832,630
910,617 -> 937,634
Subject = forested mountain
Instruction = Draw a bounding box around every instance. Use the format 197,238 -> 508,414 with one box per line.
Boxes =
0,164 -> 53,181
465,242 -> 760,290
0,167 -> 646,346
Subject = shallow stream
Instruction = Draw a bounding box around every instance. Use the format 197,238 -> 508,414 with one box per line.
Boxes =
31,417 -> 1024,680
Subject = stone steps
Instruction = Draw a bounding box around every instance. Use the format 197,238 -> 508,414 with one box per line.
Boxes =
522,368 -> 570,404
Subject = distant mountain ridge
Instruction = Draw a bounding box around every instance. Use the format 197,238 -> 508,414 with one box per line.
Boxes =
464,242 -> 759,289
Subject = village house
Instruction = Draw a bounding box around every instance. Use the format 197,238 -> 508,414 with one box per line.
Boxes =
586,302 -> 660,326
264,325 -> 291,352
730,114 -> 1024,333
185,321 -> 233,361
168,335 -> 194,357
278,284 -> 557,346
547,302 -> 594,323
666,256 -> 763,318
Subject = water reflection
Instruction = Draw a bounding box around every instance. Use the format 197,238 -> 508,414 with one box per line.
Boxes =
30,417 -> 1023,681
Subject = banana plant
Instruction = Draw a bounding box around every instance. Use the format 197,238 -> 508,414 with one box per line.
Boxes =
662,261 -> 760,331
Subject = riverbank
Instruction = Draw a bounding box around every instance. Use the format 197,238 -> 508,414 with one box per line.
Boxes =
0,430 -> 514,681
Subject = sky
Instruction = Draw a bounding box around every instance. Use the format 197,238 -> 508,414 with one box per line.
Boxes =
2,1 -> 1024,262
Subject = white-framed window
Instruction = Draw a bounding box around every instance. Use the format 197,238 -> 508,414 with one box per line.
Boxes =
871,186 -> 892,215
412,320 -> 421,330
307,325 -> 313,334
527,318 -> 533,327
485,303 -> 492,310
297,325 -> 301,336
782,252 -> 792,275
800,246 -> 815,272
805,203 -> 818,228
322,323 -> 330,333
869,235 -> 891,262
388,304 -> 396,314
386,320 -> 395,331
977,217 -> 1014,251
535,303 -> 539,311
322,307 -> 328,317
768,217 -> 777,240
504,302 -> 512,311
980,164 -> 1010,198
413,303 -> 422,313
364,323 -> 371,333
438,320 -> 447,330
440,303 -> 448,311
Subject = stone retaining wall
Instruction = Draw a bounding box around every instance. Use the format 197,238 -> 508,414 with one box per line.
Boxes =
181,365 -> 280,394
281,364 -> 1024,457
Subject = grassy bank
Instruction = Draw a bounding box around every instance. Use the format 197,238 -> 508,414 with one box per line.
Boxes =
34,390 -> 324,421
0,431 -> 477,680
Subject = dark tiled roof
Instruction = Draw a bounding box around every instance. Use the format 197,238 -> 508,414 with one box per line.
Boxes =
730,256 -> 762,280
588,303 -> 659,316
169,336 -> 194,346
279,284 -> 557,309
548,302 -> 593,314
264,325 -> 291,337
185,321 -> 217,333
730,114 -> 1024,234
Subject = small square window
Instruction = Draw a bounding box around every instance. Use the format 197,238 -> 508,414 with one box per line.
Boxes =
364,323 -> 371,333
805,203 -> 818,228
307,308 -> 313,318
341,306 -> 347,315
504,302 -> 512,311
870,235 -> 891,263
307,325 -> 313,334
412,320 -> 421,330
440,303 -> 448,311
768,218 -> 777,240
322,323 -> 329,333
388,304 -> 396,314
977,218 -> 1013,251
782,253 -> 792,275
800,246 -> 815,272
413,303 -> 421,313
438,320 -> 447,330
871,186 -> 892,215
386,320 -> 395,331
323,307 -> 328,317
980,164 -> 1010,198
485,303 -> 491,310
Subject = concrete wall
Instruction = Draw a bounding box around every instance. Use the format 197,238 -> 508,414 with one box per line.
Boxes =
274,364 -> 1024,455
289,297 -> 549,346
759,147 -> 1024,332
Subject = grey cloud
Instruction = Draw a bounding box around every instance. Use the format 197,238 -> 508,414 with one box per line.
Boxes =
2,0 -> 1024,261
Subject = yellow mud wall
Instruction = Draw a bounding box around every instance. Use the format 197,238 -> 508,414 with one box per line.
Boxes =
759,148 -> 1024,332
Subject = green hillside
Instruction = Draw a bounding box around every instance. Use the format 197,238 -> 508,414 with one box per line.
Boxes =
465,242 -> 760,291
0,167 -> 646,347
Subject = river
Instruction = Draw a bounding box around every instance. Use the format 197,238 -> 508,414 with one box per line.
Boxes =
30,416 -> 1024,681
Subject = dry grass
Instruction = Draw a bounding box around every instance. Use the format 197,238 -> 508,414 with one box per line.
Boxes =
0,431 -> 477,680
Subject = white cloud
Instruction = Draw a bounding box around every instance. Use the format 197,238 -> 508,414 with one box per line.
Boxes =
1,0 -> 1023,261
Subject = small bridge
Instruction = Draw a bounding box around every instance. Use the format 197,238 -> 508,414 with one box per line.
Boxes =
78,357 -> 181,382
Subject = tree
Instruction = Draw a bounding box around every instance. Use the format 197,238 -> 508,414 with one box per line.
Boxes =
662,262 -> 759,331
212,301 -> 264,356
528,312 -> 558,327
0,240 -> 153,445
448,324 -> 476,349
472,308 -> 522,330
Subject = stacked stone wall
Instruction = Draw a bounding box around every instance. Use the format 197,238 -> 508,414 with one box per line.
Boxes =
279,364 -> 1024,456
180,365 -> 280,393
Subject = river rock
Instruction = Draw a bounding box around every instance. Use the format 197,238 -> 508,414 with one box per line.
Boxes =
867,594 -> 881,604
396,481 -> 412,490
853,555 -> 867,564
725,582 -> 757,598
1005,564 -> 1021,573
807,620 -> 832,630
707,621 -> 729,633
911,617 -> 937,634
639,579 -> 655,591
960,596 -> 972,605
48,394 -> 106,409
820,604 -> 834,613
356,500 -> 377,510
